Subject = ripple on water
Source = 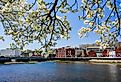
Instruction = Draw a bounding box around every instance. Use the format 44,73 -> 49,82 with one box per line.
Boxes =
0,62 -> 121,82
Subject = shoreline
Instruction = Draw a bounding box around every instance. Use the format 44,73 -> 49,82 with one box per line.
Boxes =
1,61 -> 38,65
52,60 -> 121,65
1,60 -> 121,65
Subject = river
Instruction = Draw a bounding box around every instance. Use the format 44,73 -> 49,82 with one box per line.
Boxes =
0,62 -> 121,82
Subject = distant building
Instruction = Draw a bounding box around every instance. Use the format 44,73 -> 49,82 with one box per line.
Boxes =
55,42 -> 121,58
56,47 -> 66,58
115,47 -> 121,57
102,49 -> 109,57
86,46 -> 102,57
66,48 -> 75,57
109,51 -> 116,57
56,47 -> 75,58
86,46 -> 114,57
75,48 -> 87,57
88,50 -> 97,57
0,49 -> 21,57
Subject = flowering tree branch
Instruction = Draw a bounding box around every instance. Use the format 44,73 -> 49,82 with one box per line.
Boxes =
78,0 -> 121,48
0,0 -> 120,50
0,0 -> 78,50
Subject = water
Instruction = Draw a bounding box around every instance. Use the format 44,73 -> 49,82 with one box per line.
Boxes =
0,62 -> 121,82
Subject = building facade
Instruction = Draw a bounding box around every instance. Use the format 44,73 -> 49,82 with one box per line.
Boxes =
0,49 -> 21,57
55,42 -> 121,58
115,47 -> 121,57
75,48 -> 87,57
66,48 -> 75,57
86,46 -> 102,57
86,46 -> 115,57
56,47 -> 66,58
56,47 -> 75,58
87,50 -> 97,57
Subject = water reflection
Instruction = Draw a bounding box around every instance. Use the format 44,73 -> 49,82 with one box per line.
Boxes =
108,64 -> 118,82
0,62 -> 121,82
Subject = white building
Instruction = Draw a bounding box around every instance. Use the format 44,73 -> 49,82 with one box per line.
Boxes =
75,48 -> 86,57
109,51 -> 116,57
86,46 -> 114,57
0,49 -> 21,57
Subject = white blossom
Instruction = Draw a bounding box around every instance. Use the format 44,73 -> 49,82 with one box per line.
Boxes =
106,1 -> 113,10
89,21 -> 94,27
84,20 -> 89,24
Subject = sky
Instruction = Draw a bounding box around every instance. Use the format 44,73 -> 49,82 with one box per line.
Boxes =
0,12 -> 100,50
0,0 -> 120,50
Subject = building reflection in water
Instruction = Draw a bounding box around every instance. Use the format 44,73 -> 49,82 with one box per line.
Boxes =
108,64 -> 118,82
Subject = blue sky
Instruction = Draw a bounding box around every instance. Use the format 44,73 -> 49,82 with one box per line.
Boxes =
55,12 -> 100,47
0,12 -> 100,50
0,0 -> 120,50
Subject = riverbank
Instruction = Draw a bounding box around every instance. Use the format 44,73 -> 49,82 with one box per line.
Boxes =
53,60 -> 121,65
89,59 -> 121,63
1,59 -> 121,65
88,59 -> 121,65
1,61 -> 38,65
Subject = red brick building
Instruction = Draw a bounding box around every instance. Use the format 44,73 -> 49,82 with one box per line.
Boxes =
115,47 -> 121,57
66,48 -> 75,57
56,47 -> 66,58
56,47 -> 75,58
102,49 -> 109,57
87,50 -> 97,57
